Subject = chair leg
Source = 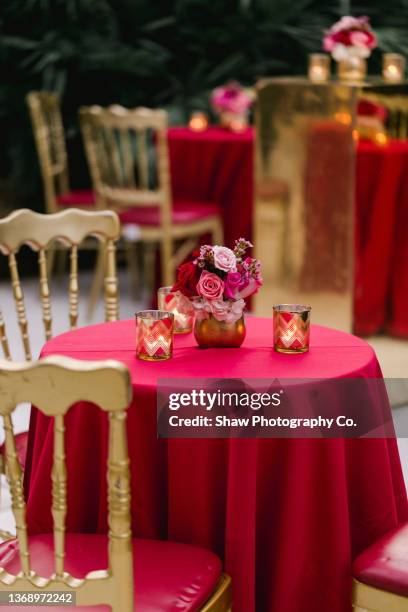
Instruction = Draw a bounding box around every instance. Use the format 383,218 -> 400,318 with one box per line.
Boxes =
87,242 -> 106,320
161,237 -> 174,287
212,218 -> 223,245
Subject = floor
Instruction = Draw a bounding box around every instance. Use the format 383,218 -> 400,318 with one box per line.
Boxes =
0,251 -> 407,535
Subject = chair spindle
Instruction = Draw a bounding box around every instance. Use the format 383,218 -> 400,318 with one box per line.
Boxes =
52,415 -> 67,578
2,414 -> 31,576
38,248 -> 52,341
8,253 -> 32,360
69,245 -> 79,329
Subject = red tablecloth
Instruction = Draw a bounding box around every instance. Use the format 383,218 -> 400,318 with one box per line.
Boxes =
25,318 -> 407,612
355,140 -> 408,337
168,127 -> 253,248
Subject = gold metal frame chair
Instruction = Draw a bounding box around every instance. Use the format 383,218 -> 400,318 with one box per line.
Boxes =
0,208 -> 120,361
0,356 -> 232,611
353,578 -> 407,611
26,91 -> 94,214
80,105 -> 223,286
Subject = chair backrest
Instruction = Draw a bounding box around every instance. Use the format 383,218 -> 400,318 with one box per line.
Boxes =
80,105 -> 172,228
0,208 -> 120,360
26,91 -> 69,213
0,355 -> 133,612
360,93 -> 408,140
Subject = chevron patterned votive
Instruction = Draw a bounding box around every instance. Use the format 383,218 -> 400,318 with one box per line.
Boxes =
136,310 -> 174,361
273,305 -> 311,354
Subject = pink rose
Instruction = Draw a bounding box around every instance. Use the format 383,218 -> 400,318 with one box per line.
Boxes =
213,246 -> 237,272
196,270 -> 224,300
350,30 -> 376,49
224,271 -> 242,298
234,277 -> 262,300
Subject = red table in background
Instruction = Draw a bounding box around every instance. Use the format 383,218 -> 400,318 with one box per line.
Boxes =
168,127 -> 408,338
25,318 -> 408,612
355,140 -> 408,338
168,127 -> 253,248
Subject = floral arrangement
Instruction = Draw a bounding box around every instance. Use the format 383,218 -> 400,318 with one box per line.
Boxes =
172,238 -> 262,325
323,16 -> 377,61
211,81 -> 254,116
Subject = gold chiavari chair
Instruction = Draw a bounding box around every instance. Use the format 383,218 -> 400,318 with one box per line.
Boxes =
0,356 -> 232,611
26,92 -> 96,215
26,92 -> 108,311
0,208 -> 120,478
0,208 -> 120,362
80,105 -> 223,287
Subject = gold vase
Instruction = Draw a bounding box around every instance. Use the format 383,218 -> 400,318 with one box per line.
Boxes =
336,57 -> 367,81
194,315 -> 246,348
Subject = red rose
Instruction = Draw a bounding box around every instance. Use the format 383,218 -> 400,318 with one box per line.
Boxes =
172,262 -> 200,297
332,30 -> 353,46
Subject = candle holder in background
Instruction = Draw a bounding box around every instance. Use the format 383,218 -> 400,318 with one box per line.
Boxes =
308,54 -> 330,82
135,310 -> 174,361
158,287 -> 194,334
273,305 -> 311,354
189,111 -> 209,132
382,53 -> 405,82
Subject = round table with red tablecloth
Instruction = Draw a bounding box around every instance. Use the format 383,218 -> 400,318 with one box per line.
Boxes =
24,317 -> 407,612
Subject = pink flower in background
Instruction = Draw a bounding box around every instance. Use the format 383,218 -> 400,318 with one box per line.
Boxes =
211,82 -> 254,114
213,245 -> 237,272
323,15 -> 377,60
349,30 -> 376,50
197,270 -> 224,300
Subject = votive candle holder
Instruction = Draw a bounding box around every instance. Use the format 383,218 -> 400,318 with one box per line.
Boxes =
382,53 -> 405,82
135,310 -> 174,361
273,305 -> 311,354
308,54 -> 330,82
158,287 -> 194,334
189,111 -> 209,132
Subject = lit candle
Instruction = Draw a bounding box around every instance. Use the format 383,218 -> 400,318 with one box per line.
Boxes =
308,54 -> 330,82
158,287 -> 194,334
135,310 -> 174,361
273,305 -> 311,354
189,111 -> 208,132
382,53 -> 405,82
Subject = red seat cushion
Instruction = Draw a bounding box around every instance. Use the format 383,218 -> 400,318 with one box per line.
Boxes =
353,522 -> 408,597
0,431 -> 28,470
0,534 -> 222,611
57,190 -> 96,208
119,200 -> 219,226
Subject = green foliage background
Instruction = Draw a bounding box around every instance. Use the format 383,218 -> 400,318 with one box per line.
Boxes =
1,0 -> 408,208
